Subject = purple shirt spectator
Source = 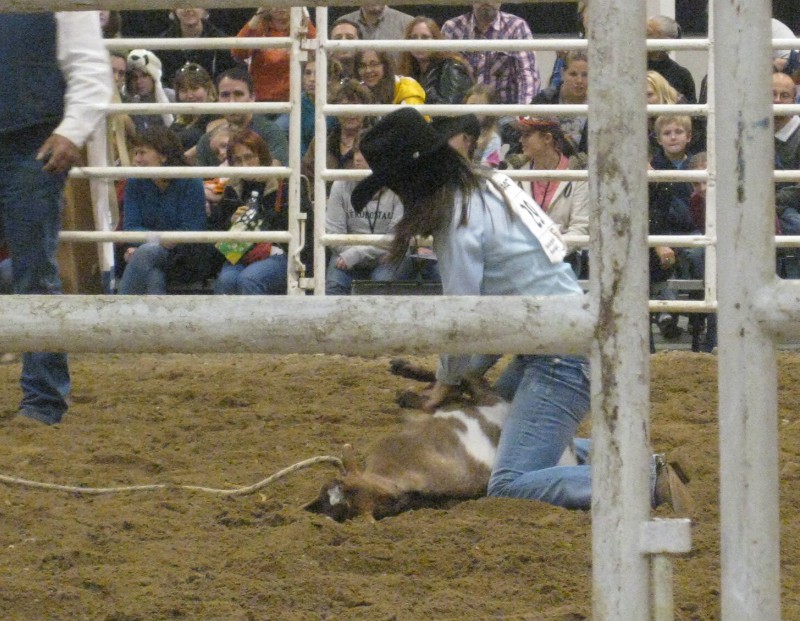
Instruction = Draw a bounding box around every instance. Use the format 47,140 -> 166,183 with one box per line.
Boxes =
441,5 -> 540,105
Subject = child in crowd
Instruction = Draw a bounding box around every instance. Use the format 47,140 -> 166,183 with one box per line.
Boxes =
649,115 -> 695,341
464,84 -> 503,168
685,151 -> 717,352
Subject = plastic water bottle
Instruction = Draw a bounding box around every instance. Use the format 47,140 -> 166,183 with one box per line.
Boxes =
216,190 -> 262,265
240,190 -> 260,226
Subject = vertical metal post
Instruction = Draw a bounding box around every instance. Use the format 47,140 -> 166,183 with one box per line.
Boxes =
313,6 -> 329,295
713,0 -> 781,619
286,6 -> 305,295
588,0 -> 651,619
704,2 -> 718,310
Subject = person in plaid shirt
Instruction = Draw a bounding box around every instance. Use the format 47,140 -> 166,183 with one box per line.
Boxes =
441,3 -> 540,105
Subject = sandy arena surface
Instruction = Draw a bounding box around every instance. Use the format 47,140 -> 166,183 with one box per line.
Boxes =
1,351 -> 798,620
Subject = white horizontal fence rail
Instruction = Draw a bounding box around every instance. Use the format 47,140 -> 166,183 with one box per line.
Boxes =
0,294 -> 594,355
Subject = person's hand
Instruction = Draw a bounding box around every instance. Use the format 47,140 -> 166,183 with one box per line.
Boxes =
37,134 -> 81,174
124,246 -> 137,263
249,8 -> 269,28
655,245 -> 676,270
231,205 -> 248,223
421,381 -> 461,413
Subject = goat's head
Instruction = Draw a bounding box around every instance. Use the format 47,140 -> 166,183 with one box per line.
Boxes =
303,445 -> 421,521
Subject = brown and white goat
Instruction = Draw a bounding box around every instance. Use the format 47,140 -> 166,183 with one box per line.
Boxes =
304,359 -> 577,521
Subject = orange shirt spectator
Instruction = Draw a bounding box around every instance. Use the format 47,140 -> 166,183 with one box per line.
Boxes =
232,7 -> 317,102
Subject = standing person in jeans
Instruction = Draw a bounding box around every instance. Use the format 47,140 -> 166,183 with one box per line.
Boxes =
351,108 -> 691,512
0,11 -> 113,426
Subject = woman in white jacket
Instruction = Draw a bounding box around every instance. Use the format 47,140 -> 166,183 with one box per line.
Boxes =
513,115 -> 589,277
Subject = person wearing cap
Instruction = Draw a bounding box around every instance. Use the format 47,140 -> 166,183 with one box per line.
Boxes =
125,49 -> 175,132
351,108 -> 692,512
504,50 -> 588,159
512,115 -> 589,277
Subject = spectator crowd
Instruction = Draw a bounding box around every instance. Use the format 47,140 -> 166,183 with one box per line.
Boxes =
29,5 -> 800,358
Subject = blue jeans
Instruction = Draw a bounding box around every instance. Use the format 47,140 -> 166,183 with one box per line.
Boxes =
487,355 -> 592,509
0,257 -> 12,293
214,254 -> 287,295
325,255 -> 440,295
0,125 -> 71,424
117,242 -> 169,294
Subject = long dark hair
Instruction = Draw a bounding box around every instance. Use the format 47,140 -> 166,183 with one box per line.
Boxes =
355,50 -> 396,104
387,150 -> 481,263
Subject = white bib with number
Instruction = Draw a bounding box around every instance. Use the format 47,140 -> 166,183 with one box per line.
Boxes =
486,172 -> 567,264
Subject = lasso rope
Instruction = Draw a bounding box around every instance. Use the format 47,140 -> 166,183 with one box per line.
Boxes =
0,455 -> 344,497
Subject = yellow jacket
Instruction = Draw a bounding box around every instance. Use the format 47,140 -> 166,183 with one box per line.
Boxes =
393,75 -> 426,106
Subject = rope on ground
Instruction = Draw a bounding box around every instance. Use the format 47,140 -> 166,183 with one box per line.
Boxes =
0,455 -> 345,497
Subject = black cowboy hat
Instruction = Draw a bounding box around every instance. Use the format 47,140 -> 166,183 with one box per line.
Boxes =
351,108 -> 464,213
430,113 -> 481,141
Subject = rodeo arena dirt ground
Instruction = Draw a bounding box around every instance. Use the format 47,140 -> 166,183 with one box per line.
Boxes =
1,350 -> 799,620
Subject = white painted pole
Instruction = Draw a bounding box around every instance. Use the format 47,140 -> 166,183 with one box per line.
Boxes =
588,1 -> 652,620
287,7 -> 305,295
313,6 -> 329,295
0,294 -> 593,355
713,0 -> 781,619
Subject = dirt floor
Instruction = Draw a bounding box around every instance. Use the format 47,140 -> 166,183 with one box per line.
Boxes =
0,351 -> 798,621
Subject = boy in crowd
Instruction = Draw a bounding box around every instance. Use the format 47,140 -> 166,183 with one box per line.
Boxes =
649,115 -> 695,341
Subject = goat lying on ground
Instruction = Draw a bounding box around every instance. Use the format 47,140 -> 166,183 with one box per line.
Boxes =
305,359 -> 577,521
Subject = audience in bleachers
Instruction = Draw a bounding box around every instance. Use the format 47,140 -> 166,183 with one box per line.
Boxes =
193,67 -> 288,166
355,49 -> 426,106
648,114 -> 696,340
329,17 -> 363,79
302,79 -> 373,196
211,130 -> 312,295
772,72 -> 800,239
157,8 -> 238,83
232,7 -> 316,104
397,16 -> 473,105
75,4 -> 770,345
338,4 -> 413,61
646,15 -> 696,103
117,127 -> 209,295
464,84 -> 503,168
511,115 -> 589,278
509,50 -> 589,157
124,49 -> 175,132
441,3 -> 540,106
170,63 -> 225,153
275,56 -> 322,157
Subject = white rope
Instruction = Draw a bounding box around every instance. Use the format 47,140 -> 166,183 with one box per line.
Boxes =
0,455 -> 344,497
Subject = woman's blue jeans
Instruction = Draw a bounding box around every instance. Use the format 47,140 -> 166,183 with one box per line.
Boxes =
118,242 -> 170,294
214,254 -> 287,295
0,125 -> 71,424
487,354 -> 592,510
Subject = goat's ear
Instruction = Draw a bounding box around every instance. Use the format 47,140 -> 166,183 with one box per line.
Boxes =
303,482 -> 344,513
341,444 -> 360,474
